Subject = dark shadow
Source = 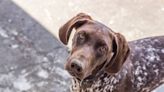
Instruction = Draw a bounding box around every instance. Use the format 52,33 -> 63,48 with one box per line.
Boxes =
0,0 -> 69,92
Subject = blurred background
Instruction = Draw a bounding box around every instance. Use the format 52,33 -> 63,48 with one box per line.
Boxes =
13,0 -> 164,40
0,0 -> 163,92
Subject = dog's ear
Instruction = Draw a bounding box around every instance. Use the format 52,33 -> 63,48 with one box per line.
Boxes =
105,32 -> 130,74
59,13 -> 92,45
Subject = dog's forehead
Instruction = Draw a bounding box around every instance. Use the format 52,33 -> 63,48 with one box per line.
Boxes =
77,21 -> 110,36
76,22 -> 113,45
77,27 -> 107,42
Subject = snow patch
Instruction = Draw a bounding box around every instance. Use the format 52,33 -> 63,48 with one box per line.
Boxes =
13,75 -> 32,91
37,69 -> 49,79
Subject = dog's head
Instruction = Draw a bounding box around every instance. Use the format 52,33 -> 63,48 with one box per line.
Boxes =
59,13 -> 129,81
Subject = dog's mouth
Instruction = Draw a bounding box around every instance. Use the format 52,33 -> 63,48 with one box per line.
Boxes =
66,56 -> 109,88
67,69 -> 83,80
80,60 -> 107,86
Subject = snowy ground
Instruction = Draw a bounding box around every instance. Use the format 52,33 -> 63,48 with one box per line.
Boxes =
0,0 -> 164,92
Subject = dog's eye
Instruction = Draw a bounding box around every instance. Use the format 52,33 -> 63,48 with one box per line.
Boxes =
96,45 -> 107,57
77,32 -> 86,44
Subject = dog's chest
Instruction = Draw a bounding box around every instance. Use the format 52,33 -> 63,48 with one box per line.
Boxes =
71,72 -> 127,92
88,74 -> 122,92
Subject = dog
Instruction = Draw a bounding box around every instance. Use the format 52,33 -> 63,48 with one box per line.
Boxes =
58,13 -> 164,92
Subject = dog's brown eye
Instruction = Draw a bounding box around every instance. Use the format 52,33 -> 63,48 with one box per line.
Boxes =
79,33 -> 85,40
77,32 -> 86,44
97,46 -> 107,57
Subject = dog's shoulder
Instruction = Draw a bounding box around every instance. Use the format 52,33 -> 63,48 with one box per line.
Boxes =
128,36 -> 164,91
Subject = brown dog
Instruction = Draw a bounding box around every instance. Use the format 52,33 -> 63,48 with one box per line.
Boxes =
59,13 -> 164,92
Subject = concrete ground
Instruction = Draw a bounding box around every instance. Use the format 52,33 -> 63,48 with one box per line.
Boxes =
0,0 -> 69,92
12,0 -> 164,41
0,0 -> 163,92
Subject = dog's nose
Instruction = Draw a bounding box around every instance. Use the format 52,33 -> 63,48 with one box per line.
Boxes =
70,60 -> 82,73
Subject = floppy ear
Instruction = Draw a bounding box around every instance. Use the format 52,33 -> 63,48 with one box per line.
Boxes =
59,13 -> 92,45
105,32 -> 130,74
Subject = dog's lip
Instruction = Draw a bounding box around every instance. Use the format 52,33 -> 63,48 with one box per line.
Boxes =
68,71 -> 75,76
67,70 -> 83,80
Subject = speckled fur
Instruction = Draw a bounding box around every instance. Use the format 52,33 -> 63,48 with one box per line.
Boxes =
71,36 -> 164,92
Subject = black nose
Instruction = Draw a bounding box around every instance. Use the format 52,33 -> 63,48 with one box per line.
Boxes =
70,60 -> 82,73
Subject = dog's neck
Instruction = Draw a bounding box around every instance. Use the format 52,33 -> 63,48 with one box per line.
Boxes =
79,59 -> 110,89
72,70 -> 127,92
71,59 -> 132,92
80,70 -> 106,89
72,71 -> 109,91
